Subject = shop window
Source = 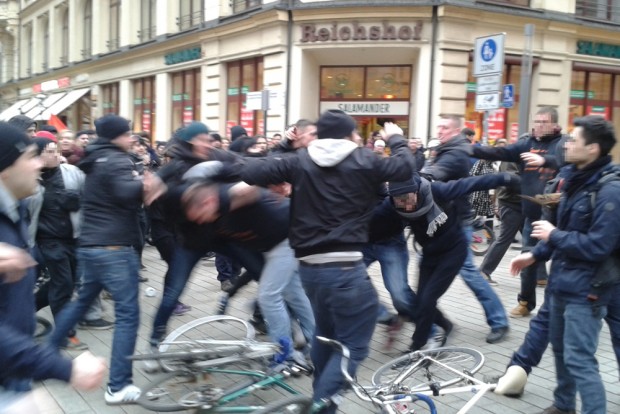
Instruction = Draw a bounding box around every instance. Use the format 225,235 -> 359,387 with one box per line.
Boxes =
320,66 -> 411,100
226,57 -> 264,137
133,77 -> 156,138
101,83 -> 119,115
171,68 -> 201,130
365,66 -> 411,99
320,67 -> 364,100
178,0 -> 203,31
232,0 -> 262,13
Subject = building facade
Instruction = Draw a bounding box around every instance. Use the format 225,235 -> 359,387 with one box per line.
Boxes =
1,0 -> 620,158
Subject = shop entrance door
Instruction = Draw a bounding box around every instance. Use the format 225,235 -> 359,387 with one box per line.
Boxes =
352,116 -> 409,145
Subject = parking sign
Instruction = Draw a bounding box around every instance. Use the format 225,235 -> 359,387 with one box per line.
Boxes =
474,34 -> 505,77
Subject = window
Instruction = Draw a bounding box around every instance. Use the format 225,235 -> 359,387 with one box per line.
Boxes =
139,0 -> 156,42
477,0 -> 530,6
320,66 -> 411,100
42,16 -> 49,72
101,83 -> 119,115
232,0 -> 262,13
226,57 -> 264,137
25,24 -> 33,76
61,9 -> 69,65
171,69 -> 201,130
107,0 -> 120,51
133,77 -> 156,137
576,0 -> 620,23
82,0 -> 92,59
178,0 -> 203,31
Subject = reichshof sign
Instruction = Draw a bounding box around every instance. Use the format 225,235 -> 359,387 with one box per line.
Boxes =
473,33 -> 505,77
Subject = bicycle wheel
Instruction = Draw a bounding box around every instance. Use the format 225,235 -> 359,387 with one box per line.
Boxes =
251,395 -> 313,414
371,347 -> 484,391
470,225 -> 494,256
158,315 -> 260,372
139,370 -> 219,412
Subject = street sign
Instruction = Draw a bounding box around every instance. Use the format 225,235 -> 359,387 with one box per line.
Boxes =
475,92 -> 500,111
476,74 -> 502,93
473,33 -> 505,77
502,84 -> 514,108
245,91 -> 263,111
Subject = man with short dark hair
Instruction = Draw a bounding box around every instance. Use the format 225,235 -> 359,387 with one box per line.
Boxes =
242,111 -> 414,413
510,115 -> 619,414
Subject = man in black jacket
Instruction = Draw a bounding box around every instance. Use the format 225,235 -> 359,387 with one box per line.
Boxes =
49,115 -> 146,405
241,111 -> 414,414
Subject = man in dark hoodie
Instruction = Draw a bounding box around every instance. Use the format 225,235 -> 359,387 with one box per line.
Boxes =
0,122 -> 106,412
8,115 -> 37,138
241,111 -> 414,414
48,114 -> 146,405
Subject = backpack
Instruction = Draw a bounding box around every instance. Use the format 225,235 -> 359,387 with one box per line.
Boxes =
587,165 -> 620,301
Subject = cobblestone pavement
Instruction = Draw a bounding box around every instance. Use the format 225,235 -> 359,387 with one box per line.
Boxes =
33,240 -> 619,413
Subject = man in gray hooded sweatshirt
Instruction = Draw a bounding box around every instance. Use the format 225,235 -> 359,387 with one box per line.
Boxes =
242,110 -> 414,414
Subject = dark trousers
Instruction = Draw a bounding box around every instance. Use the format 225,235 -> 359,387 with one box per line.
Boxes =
411,241 -> 467,349
519,217 -> 548,310
480,204 -> 524,277
38,239 -> 78,336
215,254 -> 242,282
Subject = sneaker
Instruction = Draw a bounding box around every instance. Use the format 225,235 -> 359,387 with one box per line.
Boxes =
105,384 -> 141,405
248,317 -> 268,335
138,275 -> 149,283
215,293 -> 229,315
79,318 -> 113,330
486,327 -> 509,344
509,301 -> 531,318
61,336 -> 89,351
141,345 -> 161,374
541,406 -> 576,414
172,302 -> 192,316
482,272 -> 499,286
220,279 -> 234,292
537,279 -> 548,287
288,349 -> 314,374
421,326 -> 448,351
102,290 -> 113,300
494,365 -> 527,396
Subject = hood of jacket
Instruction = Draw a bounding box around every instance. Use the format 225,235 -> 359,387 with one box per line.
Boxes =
307,139 -> 358,167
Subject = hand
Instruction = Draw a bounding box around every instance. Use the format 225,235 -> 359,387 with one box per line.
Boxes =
284,126 -> 298,143
510,252 -> 535,276
143,171 -> 168,206
0,243 -> 37,283
520,152 -> 545,167
531,220 -> 555,242
268,182 -> 291,200
381,122 -> 403,141
70,352 -> 107,391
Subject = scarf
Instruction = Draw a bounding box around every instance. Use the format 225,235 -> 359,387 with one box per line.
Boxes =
564,155 -> 612,199
394,178 -> 447,236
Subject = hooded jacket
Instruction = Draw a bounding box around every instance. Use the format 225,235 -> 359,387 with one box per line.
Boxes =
78,139 -> 144,247
241,135 -> 415,257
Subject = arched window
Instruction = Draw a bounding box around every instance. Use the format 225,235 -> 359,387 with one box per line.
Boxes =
61,9 -> 69,65
82,0 -> 92,59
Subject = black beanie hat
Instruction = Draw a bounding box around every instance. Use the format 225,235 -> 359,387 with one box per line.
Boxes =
230,125 -> 248,141
0,122 -> 32,172
316,110 -> 356,139
94,114 -> 131,140
178,122 -> 210,142
32,137 -> 55,155
8,115 -> 37,132
388,177 -> 420,196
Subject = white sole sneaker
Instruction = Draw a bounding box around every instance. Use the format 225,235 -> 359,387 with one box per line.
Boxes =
105,384 -> 141,405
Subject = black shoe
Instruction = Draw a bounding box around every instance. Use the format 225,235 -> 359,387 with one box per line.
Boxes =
139,275 -> 149,283
486,327 -> 509,344
79,318 -> 114,330
248,317 -> 267,335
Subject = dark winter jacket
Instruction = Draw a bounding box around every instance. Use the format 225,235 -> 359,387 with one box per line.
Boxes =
471,132 -> 565,219
532,161 -> 620,303
241,135 -> 415,257
0,200 -> 72,390
78,139 -> 144,247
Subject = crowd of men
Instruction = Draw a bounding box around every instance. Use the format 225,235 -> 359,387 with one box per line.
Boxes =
0,107 -> 618,414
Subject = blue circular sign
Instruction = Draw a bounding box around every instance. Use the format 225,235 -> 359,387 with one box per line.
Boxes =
481,39 -> 497,62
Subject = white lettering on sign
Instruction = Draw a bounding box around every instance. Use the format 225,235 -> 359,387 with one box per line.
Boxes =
320,101 -> 409,116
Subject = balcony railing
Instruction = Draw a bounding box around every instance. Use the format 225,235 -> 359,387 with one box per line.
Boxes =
576,0 -> 620,24
231,0 -> 262,14
138,26 -> 156,42
177,10 -> 202,31
106,38 -> 120,52
81,48 -> 92,59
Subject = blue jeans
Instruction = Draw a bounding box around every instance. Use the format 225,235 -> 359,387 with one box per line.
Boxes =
299,260 -> 378,413
549,294 -> 606,414
258,240 -> 314,344
49,247 -> 140,392
459,226 -> 509,330
151,243 -> 264,344
363,234 -> 417,321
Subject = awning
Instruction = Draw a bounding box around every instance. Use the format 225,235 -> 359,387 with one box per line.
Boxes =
0,99 -> 31,121
24,92 -> 67,121
38,88 -> 90,121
